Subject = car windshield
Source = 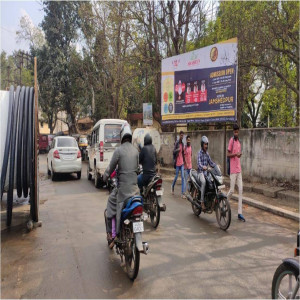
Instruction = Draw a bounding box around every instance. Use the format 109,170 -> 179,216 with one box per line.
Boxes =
57,138 -> 77,147
104,124 -> 122,144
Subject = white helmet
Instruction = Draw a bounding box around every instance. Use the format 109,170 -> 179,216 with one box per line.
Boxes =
120,122 -> 132,144
201,135 -> 209,148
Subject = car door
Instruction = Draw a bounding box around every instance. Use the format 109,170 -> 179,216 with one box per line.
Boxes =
90,130 -> 95,170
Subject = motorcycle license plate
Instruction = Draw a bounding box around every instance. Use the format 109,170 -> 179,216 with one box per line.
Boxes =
219,185 -> 226,190
156,188 -> 164,196
133,222 -> 144,233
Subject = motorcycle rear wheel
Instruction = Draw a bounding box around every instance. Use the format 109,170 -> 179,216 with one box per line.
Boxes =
150,195 -> 160,228
125,229 -> 140,281
190,186 -> 201,216
215,197 -> 231,231
272,262 -> 299,299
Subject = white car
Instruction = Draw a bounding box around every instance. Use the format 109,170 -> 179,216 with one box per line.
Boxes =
87,119 -> 126,188
47,136 -> 82,181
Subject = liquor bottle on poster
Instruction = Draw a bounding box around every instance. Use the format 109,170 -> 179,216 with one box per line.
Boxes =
200,80 -> 207,102
185,82 -> 192,104
178,80 -> 182,100
193,81 -> 199,103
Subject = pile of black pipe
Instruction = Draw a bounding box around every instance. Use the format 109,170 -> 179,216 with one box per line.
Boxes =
1,85 -> 36,226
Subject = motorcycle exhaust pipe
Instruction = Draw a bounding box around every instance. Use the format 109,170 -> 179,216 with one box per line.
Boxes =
160,204 -> 166,212
142,242 -> 149,255
157,196 -> 166,211
186,194 -> 202,209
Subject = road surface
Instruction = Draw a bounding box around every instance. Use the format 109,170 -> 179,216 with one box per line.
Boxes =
1,154 -> 298,298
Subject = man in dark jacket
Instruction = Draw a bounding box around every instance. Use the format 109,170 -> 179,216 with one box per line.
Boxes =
138,133 -> 157,193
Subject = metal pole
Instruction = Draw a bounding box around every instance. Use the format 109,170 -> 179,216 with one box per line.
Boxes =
33,57 -> 39,222
223,123 -> 227,175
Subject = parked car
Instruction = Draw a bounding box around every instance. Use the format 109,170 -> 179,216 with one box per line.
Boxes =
39,134 -> 48,153
47,136 -> 82,181
87,119 -> 126,187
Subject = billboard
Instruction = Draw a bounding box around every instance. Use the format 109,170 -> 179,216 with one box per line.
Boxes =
161,38 -> 238,124
143,103 -> 153,126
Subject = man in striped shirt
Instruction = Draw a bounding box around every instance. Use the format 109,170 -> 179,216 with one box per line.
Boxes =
197,136 -> 216,209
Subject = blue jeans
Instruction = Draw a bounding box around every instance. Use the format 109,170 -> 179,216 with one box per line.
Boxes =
138,174 -> 152,191
185,169 -> 191,192
137,174 -> 143,190
172,165 -> 185,194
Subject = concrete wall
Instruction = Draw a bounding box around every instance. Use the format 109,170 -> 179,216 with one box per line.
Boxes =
159,128 -> 299,183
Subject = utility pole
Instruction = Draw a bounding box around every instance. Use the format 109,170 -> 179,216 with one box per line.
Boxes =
15,51 -> 33,86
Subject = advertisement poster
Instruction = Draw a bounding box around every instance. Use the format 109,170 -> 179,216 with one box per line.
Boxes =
143,103 -> 153,126
161,38 -> 238,124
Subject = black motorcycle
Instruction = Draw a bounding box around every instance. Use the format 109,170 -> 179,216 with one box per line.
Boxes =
142,174 -> 166,228
186,165 -> 231,231
104,196 -> 149,281
272,231 -> 300,299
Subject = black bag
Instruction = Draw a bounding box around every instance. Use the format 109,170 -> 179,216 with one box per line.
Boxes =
173,141 -> 178,169
227,137 -> 234,175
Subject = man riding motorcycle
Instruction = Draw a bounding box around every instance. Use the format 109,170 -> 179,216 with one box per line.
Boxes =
197,136 -> 216,210
137,133 -> 157,195
103,122 -> 139,248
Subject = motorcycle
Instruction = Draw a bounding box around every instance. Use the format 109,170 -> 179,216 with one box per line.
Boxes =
104,173 -> 149,281
79,146 -> 87,161
142,174 -> 166,228
186,165 -> 231,231
107,171 -> 117,193
271,230 -> 300,299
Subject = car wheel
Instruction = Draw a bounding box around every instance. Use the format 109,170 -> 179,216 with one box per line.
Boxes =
51,166 -> 56,181
94,167 -> 101,188
77,171 -> 81,180
87,163 -> 92,180
47,160 -> 51,176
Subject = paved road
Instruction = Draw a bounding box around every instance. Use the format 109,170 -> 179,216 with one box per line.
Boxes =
1,154 -> 299,299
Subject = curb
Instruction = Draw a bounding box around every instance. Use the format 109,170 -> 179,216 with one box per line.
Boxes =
230,194 -> 300,222
163,178 -> 299,222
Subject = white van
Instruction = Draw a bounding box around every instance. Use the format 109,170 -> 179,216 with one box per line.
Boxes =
87,119 -> 126,188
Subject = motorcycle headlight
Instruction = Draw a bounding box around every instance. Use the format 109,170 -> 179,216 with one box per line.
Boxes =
215,175 -> 223,185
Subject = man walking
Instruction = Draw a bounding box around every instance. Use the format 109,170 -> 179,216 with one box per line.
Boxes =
227,124 -> 245,222
172,131 -> 185,198
184,135 -> 192,192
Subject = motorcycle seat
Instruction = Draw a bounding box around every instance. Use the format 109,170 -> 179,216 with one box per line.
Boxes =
121,196 -> 143,220
190,170 -> 202,187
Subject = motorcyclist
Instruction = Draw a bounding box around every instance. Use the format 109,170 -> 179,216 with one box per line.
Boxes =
197,136 -> 216,210
103,122 -> 139,248
137,133 -> 157,194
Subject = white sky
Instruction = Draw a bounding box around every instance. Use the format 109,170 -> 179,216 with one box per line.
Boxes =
0,0 -> 45,54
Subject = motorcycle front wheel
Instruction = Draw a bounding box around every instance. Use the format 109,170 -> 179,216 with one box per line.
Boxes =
150,195 -> 160,228
272,262 -> 299,299
125,229 -> 140,281
215,197 -> 231,231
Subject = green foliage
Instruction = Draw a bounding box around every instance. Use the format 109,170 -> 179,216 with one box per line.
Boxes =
14,0 -> 298,130
1,51 -> 33,89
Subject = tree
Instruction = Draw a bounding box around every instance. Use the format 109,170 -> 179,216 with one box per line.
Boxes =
0,51 -> 33,89
41,1 -> 82,133
16,15 -> 45,50
203,1 -> 299,127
